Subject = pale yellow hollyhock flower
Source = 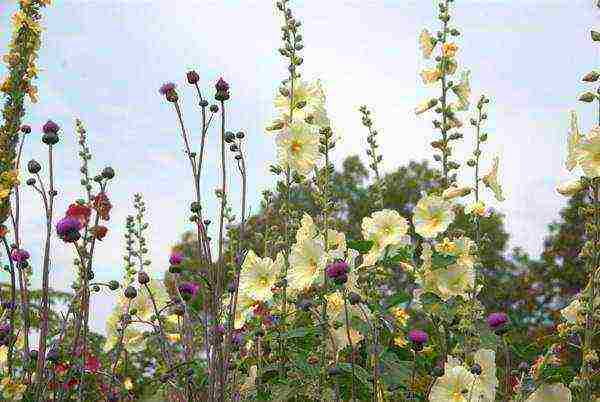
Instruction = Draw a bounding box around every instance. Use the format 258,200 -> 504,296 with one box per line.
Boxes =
442,185 -> 471,200
124,378 -> 134,390
566,111 -> 582,171
276,121 -> 321,176
465,201 -> 486,217
482,157 -> 505,201
415,98 -> 438,115
556,179 -> 584,196
472,349 -> 498,402
453,236 -> 477,269
287,238 -> 326,292
274,79 -> 329,128
442,42 -> 459,58
296,213 -> 346,259
104,309 -> 147,353
361,209 -> 410,265
419,29 -> 436,59
451,71 -> 471,111
561,297 -> 583,324
228,292 -> 257,329
576,126 -> 600,178
413,195 -> 455,239
420,68 -> 442,85
239,250 -> 282,302
429,364 -> 475,402
434,263 -> 475,300
331,325 -> 363,349
525,383 -> 572,402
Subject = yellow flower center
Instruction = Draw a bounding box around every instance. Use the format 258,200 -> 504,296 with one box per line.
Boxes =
290,140 -> 302,154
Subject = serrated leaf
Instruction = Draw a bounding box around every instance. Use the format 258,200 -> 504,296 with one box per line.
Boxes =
347,240 -> 375,254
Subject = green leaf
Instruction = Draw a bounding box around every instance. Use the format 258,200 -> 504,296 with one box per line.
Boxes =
384,292 -> 410,309
431,251 -> 457,268
338,363 -> 373,390
347,240 -> 375,254
283,327 -> 314,339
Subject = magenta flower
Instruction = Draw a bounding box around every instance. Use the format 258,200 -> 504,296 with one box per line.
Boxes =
215,77 -> 229,92
186,71 -> 200,85
408,329 -> 429,348
158,82 -> 176,95
487,312 -> 508,329
42,120 -> 60,134
326,260 -> 349,280
56,217 -> 83,243
169,252 -> 184,265
10,249 -> 30,263
178,282 -> 199,300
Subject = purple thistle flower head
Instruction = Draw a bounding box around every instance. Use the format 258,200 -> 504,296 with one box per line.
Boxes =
186,71 -> 200,85
408,329 -> 429,345
42,120 -> 60,134
326,260 -> 349,280
10,248 -> 30,263
159,82 -> 176,96
178,282 -> 199,299
56,217 -> 83,243
215,77 -> 229,92
169,252 -> 184,266
487,312 -> 508,329
0,323 -> 11,335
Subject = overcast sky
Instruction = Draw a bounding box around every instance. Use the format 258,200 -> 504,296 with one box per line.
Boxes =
0,0 -> 598,333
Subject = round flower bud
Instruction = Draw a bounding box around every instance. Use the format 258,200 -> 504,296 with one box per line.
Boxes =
27,159 -> 41,174
348,292 -> 362,305
138,271 -> 150,285
124,286 -> 137,299
101,166 -> 115,179
42,132 -> 59,145
224,132 -> 236,143
108,280 -> 120,291
199,100 -> 209,108
471,363 -> 482,375
92,284 -> 100,292
26,178 -> 35,186
186,70 -> 200,84
236,131 -> 245,139
20,125 -> 31,134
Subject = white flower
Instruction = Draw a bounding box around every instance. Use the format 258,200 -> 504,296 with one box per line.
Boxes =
361,209 -> 410,265
566,111 -> 582,171
451,71 -> 471,111
442,185 -> 472,200
429,364 -> 475,402
525,383 -> 572,402
276,121 -> 321,176
576,126 -> 600,178
472,349 -> 497,402
288,238 -> 327,292
435,263 -> 475,300
420,68 -> 442,84
419,29 -> 436,59
561,298 -> 582,324
556,179 -> 584,196
482,157 -> 505,202
239,250 -> 282,301
413,195 -> 455,239
274,79 -> 329,127
415,98 -> 438,115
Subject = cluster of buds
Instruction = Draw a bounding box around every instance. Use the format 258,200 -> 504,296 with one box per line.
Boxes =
325,260 -> 349,285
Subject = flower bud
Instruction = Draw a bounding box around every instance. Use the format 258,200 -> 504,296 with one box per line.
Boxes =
442,186 -> 471,200
124,286 -> 137,299
186,70 -> 200,85
27,159 -> 41,174
579,92 -> 596,103
20,125 -> 31,134
138,271 -> 150,285
101,166 -> 115,179
583,71 -> 600,82
108,280 -> 120,291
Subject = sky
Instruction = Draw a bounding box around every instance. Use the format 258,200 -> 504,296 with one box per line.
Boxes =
0,0 -> 598,334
